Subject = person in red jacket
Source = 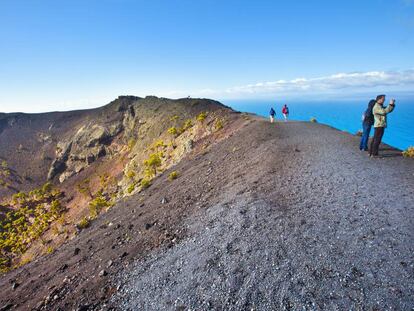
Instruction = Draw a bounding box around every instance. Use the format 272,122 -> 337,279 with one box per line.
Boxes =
282,104 -> 289,121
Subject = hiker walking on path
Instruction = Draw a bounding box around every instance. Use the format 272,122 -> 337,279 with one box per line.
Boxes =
282,104 -> 289,121
359,99 -> 376,151
269,108 -> 276,123
369,94 -> 396,157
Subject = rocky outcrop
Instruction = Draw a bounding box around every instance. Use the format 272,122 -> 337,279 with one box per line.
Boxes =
45,97 -> 142,184
121,105 -> 137,139
47,141 -> 72,181
48,119 -> 130,183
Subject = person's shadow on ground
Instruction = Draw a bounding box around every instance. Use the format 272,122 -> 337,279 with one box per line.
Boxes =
379,147 -> 403,158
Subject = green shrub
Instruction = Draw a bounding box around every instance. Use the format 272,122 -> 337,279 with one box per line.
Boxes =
140,178 -> 151,189
125,170 -> 136,179
42,182 -> 53,194
214,119 -> 223,130
168,127 -> 178,136
88,192 -> 112,218
77,217 -> 90,229
46,246 -> 54,254
182,119 -> 193,131
128,138 -> 136,151
197,112 -> 207,122
143,153 -> 162,177
402,146 -> 414,158
50,200 -> 64,217
0,257 -> 10,273
0,184 -> 64,272
143,168 -> 153,179
12,191 -> 27,204
127,183 -> 135,194
154,140 -> 166,149
168,171 -> 179,181
310,117 -> 317,123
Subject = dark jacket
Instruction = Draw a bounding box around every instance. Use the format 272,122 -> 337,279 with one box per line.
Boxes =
362,100 -> 376,126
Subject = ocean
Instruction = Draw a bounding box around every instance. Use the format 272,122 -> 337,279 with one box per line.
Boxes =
223,99 -> 414,151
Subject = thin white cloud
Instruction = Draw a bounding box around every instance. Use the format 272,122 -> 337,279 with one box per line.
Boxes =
2,69 -> 413,113
221,70 -> 414,97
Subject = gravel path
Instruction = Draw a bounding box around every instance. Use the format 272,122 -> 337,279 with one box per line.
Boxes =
112,119 -> 414,310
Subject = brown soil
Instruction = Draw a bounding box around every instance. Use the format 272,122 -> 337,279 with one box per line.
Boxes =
0,96 -> 230,268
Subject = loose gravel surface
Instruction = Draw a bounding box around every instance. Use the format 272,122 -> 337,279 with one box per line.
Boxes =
112,119 -> 414,310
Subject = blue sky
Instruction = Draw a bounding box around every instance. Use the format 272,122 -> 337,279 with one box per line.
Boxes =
0,0 -> 413,112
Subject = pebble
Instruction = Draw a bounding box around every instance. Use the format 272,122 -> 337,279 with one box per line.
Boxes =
120,252 -> 129,259
0,304 -> 14,311
99,269 -> 108,277
11,282 -> 19,290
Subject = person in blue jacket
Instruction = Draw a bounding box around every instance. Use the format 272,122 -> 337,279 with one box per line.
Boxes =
269,107 -> 276,123
359,99 -> 376,151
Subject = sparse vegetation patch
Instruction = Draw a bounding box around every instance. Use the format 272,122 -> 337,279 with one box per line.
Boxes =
197,112 -> 207,122
88,191 -> 112,218
168,171 -> 179,181
402,146 -> 414,158
214,119 -> 224,131
140,178 -> 151,189
168,127 -> 178,136
0,184 -> 64,272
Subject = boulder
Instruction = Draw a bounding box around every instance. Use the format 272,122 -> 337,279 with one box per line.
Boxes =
48,124 -> 115,182
47,106 -> 139,183
185,139 -> 194,152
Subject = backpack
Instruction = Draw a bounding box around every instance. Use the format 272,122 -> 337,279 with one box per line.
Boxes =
363,107 -> 374,125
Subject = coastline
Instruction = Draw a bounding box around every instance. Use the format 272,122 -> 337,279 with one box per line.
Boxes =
224,99 -> 414,151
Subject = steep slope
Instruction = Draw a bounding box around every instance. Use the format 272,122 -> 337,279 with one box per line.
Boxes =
0,117 -> 413,310
0,96 -> 233,272
0,96 -> 227,195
